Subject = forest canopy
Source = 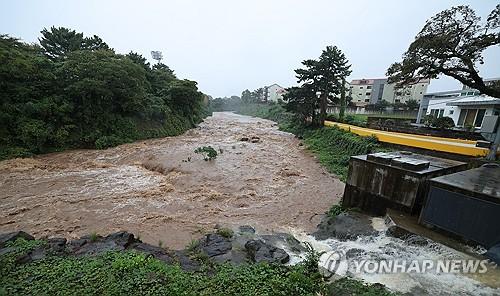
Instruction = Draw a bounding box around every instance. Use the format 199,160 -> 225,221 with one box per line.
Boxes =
0,27 -> 208,160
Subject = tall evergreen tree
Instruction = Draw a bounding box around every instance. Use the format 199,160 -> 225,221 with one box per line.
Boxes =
291,45 -> 351,126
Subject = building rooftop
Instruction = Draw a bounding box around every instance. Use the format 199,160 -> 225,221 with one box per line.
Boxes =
446,95 -> 500,107
431,165 -> 500,201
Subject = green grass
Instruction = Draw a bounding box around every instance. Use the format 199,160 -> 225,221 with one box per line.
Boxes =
1,236 -> 398,296
327,278 -> 400,296
303,127 -> 384,181
0,238 -> 323,296
216,228 -> 234,239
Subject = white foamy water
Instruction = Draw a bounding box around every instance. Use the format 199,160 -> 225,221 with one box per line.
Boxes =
285,220 -> 500,296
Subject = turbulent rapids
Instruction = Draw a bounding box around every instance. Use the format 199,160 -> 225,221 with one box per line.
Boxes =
0,112 -> 344,249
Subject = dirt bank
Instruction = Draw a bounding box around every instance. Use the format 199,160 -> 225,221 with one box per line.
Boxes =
0,112 -> 343,249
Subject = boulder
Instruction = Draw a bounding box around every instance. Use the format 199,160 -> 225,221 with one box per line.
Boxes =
244,239 -> 289,264
250,136 -> 260,143
313,212 -> 377,241
72,240 -> 124,256
0,231 -> 34,247
239,137 -> 249,141
173,250 -> 201,272
386,225 -> 412,240
261,233 -> 306,254
485,244 -> 500,265
106,231 -> 138,248
238,225 -> 256,234
47,237 -> 67,253
129,242 -> 176,265
386,226 -> 429,246
200,234 -> 232,257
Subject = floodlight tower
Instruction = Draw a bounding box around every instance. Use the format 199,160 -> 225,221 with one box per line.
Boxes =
151,51 -> 163,64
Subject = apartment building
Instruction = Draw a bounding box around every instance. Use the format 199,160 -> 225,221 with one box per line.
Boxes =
264,84 -> 286,102
350,78 -> 430,106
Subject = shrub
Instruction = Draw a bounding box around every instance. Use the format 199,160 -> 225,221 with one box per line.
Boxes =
433,116 -> 455,130
95,135 -> 127,149
194,146 -> 218,161
216,228 -> 234,239
422,114 -> 435,127
327,204 -> 345,218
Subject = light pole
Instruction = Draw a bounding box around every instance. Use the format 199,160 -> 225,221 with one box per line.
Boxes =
151,51 -> 163,64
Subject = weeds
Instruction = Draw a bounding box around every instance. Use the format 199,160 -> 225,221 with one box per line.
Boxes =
327,204 -> 346,218
216,228 -> 234,239
89,232 -> 99,242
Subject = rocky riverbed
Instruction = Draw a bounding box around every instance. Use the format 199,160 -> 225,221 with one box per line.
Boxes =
0,112 -> 343,249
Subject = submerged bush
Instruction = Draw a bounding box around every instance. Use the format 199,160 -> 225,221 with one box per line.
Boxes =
195,146 -> 218,161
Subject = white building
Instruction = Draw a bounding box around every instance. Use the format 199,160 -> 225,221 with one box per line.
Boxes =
420,94 -> 500,128
382,79 -> 430,104
264,84 -> 286,102
349,78 -> 430,107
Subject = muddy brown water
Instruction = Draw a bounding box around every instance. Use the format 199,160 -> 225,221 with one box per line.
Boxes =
0,112 -> 343,249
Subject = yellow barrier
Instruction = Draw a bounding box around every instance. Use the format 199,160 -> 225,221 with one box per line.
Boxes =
325,121 -> 489,157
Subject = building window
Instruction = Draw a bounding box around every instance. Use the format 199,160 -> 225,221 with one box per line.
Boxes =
365,99 -> 370,102
438,109 -> 445,118
366,92 -> 371,96
449,110 -> 454,115
360,86 -> 363,89
458,109 -> 486,127
367,86 -> 372,89
474,109 -> 486,127
358,93 -> 362,96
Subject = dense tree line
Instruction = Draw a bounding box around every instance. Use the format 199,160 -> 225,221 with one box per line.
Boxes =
0,27 -> 207,159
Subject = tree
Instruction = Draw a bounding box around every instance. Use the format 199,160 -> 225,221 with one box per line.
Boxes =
294,46 -> 351,126
241,89 -> 252,103
387,5 -> 500,98
0,28 -> 208,159
282,85 -> 318,123
366,100 -> 391,112
39,26 -> 110,60
405,99 -> 420,111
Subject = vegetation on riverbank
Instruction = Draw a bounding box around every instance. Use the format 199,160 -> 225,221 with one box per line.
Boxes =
0,237 -> 397,296
0,28 -> 208,161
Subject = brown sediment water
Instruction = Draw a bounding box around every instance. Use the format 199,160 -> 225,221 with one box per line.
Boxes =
0,112 -> 344,249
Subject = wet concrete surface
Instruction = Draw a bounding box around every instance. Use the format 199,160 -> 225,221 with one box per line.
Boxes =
0,112 -> 344,249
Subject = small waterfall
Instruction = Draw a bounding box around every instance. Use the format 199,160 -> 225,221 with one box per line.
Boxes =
283,218 -> 500,296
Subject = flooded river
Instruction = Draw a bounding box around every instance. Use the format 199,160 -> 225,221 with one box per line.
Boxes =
0,112 -> 343,249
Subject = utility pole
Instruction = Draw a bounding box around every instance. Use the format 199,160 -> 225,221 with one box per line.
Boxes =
340,78 -> 346,120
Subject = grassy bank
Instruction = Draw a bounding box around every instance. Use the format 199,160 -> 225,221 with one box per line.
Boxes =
0,238 -> 397,296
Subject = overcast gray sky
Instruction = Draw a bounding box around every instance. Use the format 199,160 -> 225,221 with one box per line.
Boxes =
2,0 -> 499,98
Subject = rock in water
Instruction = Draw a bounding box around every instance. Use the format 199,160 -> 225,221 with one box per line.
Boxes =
105,231 -> 137,248
485,244 -> 500,265
244,239 -> 289,264
200,233 -> 232,257
313,212 -> 377,241
238,225 -> 256,234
